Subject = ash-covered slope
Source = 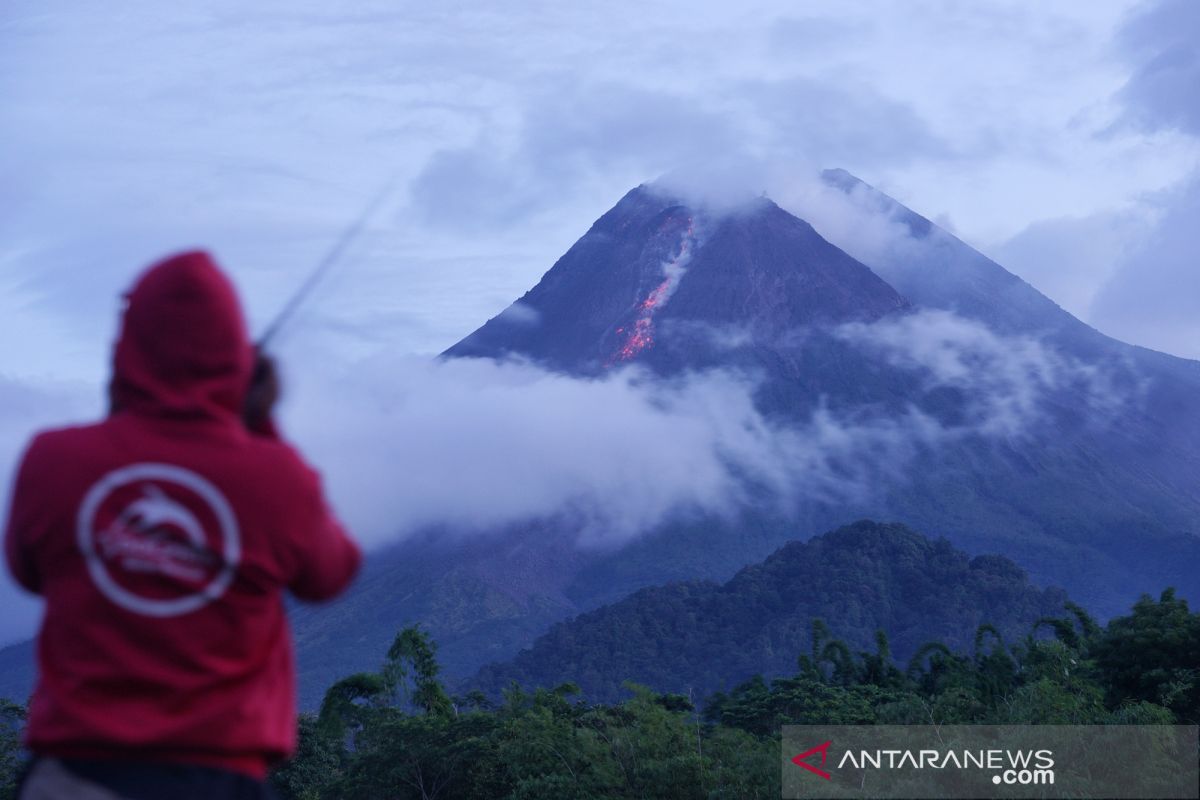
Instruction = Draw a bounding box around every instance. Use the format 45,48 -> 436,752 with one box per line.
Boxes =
474,521 -> 1067,703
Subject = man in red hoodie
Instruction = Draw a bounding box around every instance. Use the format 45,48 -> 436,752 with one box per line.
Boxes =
5,251 -> 362,799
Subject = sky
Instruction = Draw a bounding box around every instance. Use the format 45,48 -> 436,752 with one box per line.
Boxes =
0,0 -> 1198,641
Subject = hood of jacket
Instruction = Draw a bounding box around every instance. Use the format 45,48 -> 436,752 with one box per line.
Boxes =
111,250 -> 253,421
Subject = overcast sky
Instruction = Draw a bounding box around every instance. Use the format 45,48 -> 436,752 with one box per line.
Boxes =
2,0 -> 1198,376
1,0 -> 1197,639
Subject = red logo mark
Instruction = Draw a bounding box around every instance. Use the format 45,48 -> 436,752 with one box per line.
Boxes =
791,740 -> 833,780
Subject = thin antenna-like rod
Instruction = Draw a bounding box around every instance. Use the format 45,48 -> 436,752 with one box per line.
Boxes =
257,179 -> 397,348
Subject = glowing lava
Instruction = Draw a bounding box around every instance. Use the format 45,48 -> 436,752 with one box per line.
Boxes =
610,217 -> 697,364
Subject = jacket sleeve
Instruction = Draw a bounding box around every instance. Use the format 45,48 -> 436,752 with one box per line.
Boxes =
4,437 -> 46,594
285,460 -> 362,602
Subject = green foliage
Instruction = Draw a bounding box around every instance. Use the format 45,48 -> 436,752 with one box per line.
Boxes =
0,700 -> 25,800
316,671 -> 388,740
273,585 -> 1193,798
1,577 -> 1192,799
270,714 -> 344,800
383,625 -> 454,717
1091,588 -> 1200,723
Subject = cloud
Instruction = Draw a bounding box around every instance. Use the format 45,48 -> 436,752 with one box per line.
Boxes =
769,169 -> 927,269
1029,0 -> 1200,360
407,82 -> 745,230
1114,0 -> 1200,136
766,15 -> 868,55
1081,0 -> 1200,358
836,310 -> 1133,436
988,210 -> 1151,320
4,0 -> 1184,373
648,162 -> 931,270
282,353 -> 795,549
738,77 -> 949,167
753,164 -> 1200,363
406,70 -> 946,234
276,304 -> 1133,554
1087,174 -> 1200,359
0,296 -> 1137,648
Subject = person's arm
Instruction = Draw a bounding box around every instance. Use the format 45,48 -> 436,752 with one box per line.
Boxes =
243,350 -> 361,599
4,437 -> 46,594
287,463 -> 361,602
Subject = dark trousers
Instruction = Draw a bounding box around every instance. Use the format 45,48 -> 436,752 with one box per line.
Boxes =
18,757 -> 278,800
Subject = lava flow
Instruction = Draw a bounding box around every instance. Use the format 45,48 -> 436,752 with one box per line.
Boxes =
610,217 -> 697,364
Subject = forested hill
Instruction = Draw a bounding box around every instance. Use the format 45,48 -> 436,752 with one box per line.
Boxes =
473,521 -> 1067,702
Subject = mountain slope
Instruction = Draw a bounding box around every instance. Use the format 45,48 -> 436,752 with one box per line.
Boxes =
474,521 -> 1068,703
447,188 -> 908,373
277,176 -> 1200,707
819,167 -> 1090,341
443,176 -> 1200,605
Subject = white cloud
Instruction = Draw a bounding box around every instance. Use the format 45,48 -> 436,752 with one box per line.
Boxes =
836,310 -> 1133,437
1114,0 -> 1200,136
1087,174 -> 1200,359
1,0 -> 1193,373
276,307 -> 1134,553
280,353 -> 785,549
988,210 -> 1152,319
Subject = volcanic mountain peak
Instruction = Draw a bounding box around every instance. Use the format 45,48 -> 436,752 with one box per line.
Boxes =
446,184 -> 909,372
817,168 -> 1113,347
821,168 -> 934,240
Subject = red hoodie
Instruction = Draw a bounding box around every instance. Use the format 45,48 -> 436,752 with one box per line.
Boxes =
3,251 -> 361,779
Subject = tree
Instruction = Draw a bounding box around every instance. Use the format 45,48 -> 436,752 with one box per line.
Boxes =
272,588 -> 1191,798
0,700 -> 26,800
270,714 -> 343,800
1092,588 -> 1200,723
383,625 -> 454,717
317,672 -> 388,741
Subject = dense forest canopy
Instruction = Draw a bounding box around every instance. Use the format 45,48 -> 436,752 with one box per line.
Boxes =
8,583 -> 1191,799
264,587 -> 1196,799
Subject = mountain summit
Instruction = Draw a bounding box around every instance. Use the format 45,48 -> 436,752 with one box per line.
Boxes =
446,185 -> 908,373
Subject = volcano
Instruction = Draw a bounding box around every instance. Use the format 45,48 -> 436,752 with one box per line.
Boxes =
278,176 -> 1200,706
447,188 -> 908,372
324,177 -> 1200,707
9,175 -> 1193,710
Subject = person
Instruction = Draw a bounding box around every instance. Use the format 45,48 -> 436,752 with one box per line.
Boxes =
4,251 -> 362,799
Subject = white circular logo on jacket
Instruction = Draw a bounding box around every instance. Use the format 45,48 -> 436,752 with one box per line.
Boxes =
76,463 -> 241,617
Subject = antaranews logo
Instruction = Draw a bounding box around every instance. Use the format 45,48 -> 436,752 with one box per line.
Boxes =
791,740 -> 832,781
836,746 -> 1054,784
790,740 -> 1053,786
782,725 -> 1198,799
